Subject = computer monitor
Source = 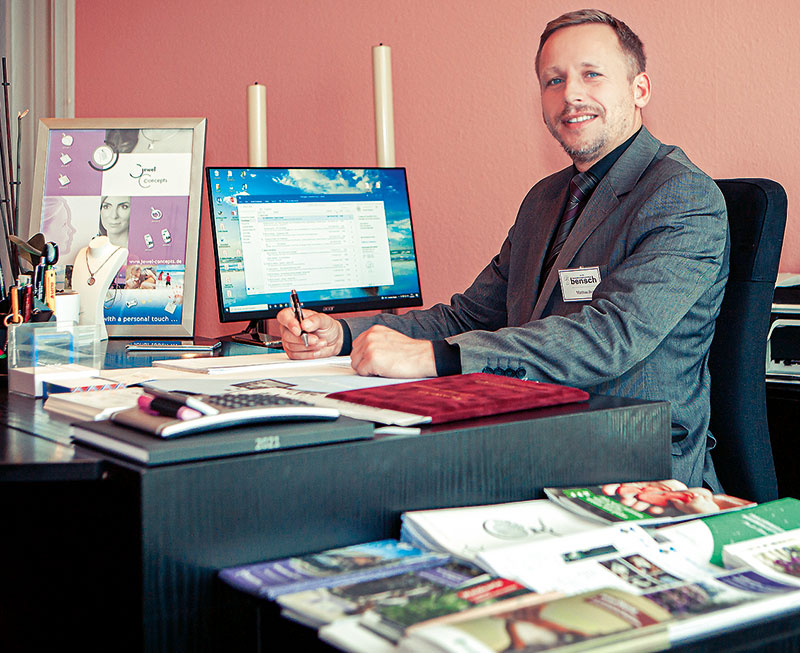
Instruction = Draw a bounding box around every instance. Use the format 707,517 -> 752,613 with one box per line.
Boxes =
206,167 -> 423,329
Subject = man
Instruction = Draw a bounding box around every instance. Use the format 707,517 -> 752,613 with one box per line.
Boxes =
277,9 -> 729,490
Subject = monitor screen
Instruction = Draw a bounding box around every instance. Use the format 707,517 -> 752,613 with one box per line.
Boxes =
206,167 -> 423,322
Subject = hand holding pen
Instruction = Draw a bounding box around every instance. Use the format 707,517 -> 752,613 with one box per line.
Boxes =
290,289 -> 309,347
275,304 -> 345,359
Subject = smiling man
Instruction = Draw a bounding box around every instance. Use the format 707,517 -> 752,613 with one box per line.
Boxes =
537,17 -> 649,170
277,9 -> 729,490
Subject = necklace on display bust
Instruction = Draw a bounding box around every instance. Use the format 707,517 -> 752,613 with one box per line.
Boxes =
139,128 -> 181,150
85,246 -> 123,286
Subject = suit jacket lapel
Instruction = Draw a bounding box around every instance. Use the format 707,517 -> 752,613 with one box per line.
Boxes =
531,127 -> 662,319
529,166 -> 572,279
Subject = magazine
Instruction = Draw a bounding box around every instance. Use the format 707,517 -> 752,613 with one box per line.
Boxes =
396,587 -> 673,653
722,528 -> 800,587
545,479 -> 755,526
475,524 -> 717,597
653,497 -> 800,567
361,576 -> 547,643
401,498 -> 598,564
397,570 -> 800,652
644,567 -> 800,645
218,539 -> 449,600
277,560 -> 490,628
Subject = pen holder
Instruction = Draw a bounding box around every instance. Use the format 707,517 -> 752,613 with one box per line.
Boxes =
0,294 -> 55,324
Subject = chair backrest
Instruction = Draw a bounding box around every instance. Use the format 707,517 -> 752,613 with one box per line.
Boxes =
709,178 -> 787,503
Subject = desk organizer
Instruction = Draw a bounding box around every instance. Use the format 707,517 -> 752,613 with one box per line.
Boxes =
8,322 -> 104,369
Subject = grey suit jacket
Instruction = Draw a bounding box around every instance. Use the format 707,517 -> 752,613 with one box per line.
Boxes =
344,127 -> 730,489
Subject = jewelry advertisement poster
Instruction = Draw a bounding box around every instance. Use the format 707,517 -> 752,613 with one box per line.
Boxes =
29,118 -> 206,337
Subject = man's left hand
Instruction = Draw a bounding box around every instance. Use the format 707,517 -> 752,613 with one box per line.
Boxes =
350,325 -> 437,378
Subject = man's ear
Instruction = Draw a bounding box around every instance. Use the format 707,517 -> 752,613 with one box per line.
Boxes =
633,72 -> 651,109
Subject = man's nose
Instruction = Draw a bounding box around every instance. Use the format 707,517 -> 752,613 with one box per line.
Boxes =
563,76 -> 586,104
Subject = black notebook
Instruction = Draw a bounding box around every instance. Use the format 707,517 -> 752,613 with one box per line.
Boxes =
72,415 -> 374,465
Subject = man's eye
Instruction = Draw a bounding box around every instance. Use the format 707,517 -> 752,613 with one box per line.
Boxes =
546,77 -> 563,87
586,71 -> 600,78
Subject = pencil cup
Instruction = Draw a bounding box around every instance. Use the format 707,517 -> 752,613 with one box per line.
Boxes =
54,291 -> 80,326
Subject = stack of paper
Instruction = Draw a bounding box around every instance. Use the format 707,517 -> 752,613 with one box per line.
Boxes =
44,387 -> 145,422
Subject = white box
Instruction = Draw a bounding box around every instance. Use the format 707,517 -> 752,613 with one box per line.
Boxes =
9,363 -> 101,397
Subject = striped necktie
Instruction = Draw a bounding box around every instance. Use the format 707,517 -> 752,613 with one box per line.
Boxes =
540,170 -> 598,284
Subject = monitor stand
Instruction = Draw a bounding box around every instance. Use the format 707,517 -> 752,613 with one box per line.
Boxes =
230,311 -> 397,347
228,319 -> 283,348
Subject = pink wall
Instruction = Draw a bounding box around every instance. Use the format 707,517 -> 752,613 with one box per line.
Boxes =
75,0 -> 798,338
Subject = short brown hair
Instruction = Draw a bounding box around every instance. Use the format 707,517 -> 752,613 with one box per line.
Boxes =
535,9 -> 646,79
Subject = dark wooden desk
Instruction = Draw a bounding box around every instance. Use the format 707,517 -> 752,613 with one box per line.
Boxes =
1,342 -> 672,652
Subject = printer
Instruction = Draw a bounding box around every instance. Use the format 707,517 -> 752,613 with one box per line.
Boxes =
767,273 -> 800,382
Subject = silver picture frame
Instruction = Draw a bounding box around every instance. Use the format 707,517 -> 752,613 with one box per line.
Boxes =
28,117 -> 206,337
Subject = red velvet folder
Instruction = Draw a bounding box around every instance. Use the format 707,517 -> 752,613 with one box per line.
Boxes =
327,373 -> 590,424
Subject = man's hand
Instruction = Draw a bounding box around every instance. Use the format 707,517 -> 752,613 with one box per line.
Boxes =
350,325 -> 437,378
276,307 -> 344,359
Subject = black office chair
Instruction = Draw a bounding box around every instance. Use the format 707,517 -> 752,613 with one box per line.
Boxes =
709,178 -> 787,503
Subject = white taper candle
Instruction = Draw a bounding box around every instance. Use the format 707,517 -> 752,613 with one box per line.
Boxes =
372,44 -> 396,167
247,82 -> 268,166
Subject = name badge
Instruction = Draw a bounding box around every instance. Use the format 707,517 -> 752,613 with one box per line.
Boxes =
559,266 -> 601,302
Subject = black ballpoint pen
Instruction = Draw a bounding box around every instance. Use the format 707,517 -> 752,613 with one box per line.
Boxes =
290,289 -> 309,346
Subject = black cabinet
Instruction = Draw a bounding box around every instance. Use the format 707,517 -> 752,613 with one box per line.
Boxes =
767,381 -> 800,500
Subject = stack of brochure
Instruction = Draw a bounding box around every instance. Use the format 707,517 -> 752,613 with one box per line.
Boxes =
217,482 -> 800,653
217,540 -> 449,601
399,498 -> 599,563
43,386 -> 144,422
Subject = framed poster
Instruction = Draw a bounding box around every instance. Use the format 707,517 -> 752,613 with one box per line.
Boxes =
28,117 -> 206,337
